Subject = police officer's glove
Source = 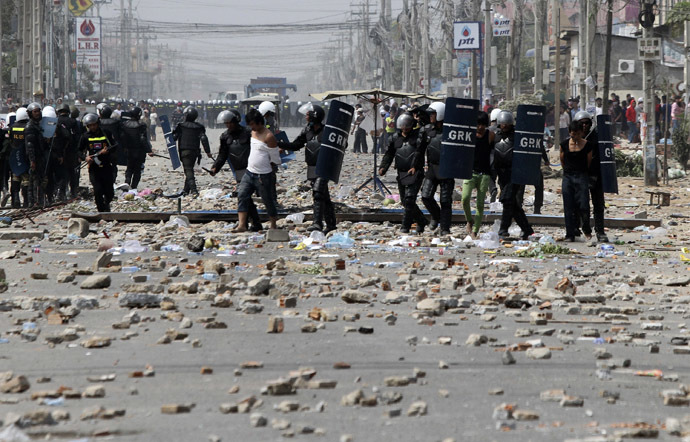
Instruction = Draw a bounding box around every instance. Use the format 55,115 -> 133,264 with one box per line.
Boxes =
588,175 -> 598,189
197,154 -> 202,165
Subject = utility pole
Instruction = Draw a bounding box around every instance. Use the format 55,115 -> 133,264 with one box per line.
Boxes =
578,0 -> 586,101
483,0 -> 491,101
534,0 -> 546,94
64,2 -> 71,97
642,13 -> 656,186
402,0 -> 410,91
602,0 -> 613,117
0,1 -> 3,101
120,0 -> 126,97
685,22 -> 690,103
552,0 -> 561,148
422,0 -> 430,94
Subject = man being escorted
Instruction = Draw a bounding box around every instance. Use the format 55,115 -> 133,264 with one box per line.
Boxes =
236,109 -> 280,232
278,105 -> 337,233
420,102 -> 452,235
7,108 -> 30,208
210,109 -> 262,232
79,113 -> 114,212
174,106 -> 212,196
379,112 -> 428,234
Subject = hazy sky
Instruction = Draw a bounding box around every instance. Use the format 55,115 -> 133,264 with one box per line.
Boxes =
95,0 -> 406,95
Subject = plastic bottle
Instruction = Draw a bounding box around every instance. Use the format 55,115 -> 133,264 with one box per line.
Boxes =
600,244 -> 614,252
202,272 -> 219,281
121,266 -> 140,273
22,322 -> 37,331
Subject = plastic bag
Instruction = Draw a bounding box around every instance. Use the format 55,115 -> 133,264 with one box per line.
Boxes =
649,227 -> 668,238
489,201 -> 503,212
336,185 -> 353,200
122,240 -> 148,253
327,232 -> 355,248
166,216 -> 190,228
199,188 -> 224,200
508,224 -> 522,237
476,231 -> 500,249
285,213 -> 305,224
309,231 -> 326,242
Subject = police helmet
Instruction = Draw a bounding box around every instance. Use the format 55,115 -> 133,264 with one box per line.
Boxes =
100,106 -> 113,119
258,101 -> 276,116
308,105 -> 325,124
42,106 -> 57,119
427,102 -> 445,121
573,110 -> 593,122
96,102 -> 107,115
489,108 -> 502,122
396,113 -> 415,130
27,102 -> 41,113
15,108 -> 29,122
496,110 -> 515,126
57,103 -> 70,115
82,113 -> 99,126
218,109 -> 241,124
183,106 -> 198,122
70,106 -> 80,119
130,107 -> 142,120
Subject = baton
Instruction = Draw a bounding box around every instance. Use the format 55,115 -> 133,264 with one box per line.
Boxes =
202,167 -> 216,176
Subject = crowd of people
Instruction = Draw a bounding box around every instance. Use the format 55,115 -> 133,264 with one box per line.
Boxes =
0,95 -> 612,243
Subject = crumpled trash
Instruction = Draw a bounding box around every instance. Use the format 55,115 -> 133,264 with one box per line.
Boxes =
160,244 -> 183,252
285,213 -> 305,224
336,185 -> 353,200
508,224 -> 522,237
199,188 -> 224,200
166,216 -> 190,228
489,201 -> 503,212
649,227 -> 668,238
138,188 -> 153,196
476,231 -> 501,249
539,235 -> 555,245
309,231 -> 326,242
327,232 -> 355,248
0,425 -> 30,442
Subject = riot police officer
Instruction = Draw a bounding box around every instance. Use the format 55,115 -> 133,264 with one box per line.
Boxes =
99,106 -> 123,182
493,110 -> 534,240
120,107 -> 151,189
79,113 -> 114,212
210,110 -> 262,231
259,101 -> 278,134
173,106 -> 211,196
68,106 -> 84,197
420,102 -> 452,235
49,104 -> 74,202
8,108 -> 30,208
573,110 -> 608,242
25,102 -> 47,207
278,104 -> 336,233
379,113 -> 428,234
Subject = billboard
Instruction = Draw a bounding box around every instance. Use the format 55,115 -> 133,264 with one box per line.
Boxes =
75,17 -> 101,84
453,22 -> 481,50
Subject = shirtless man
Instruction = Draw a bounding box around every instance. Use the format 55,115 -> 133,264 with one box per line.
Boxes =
235,108 -> 281,232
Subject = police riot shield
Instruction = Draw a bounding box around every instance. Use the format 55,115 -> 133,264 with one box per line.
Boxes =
9,147 -> 29,176
159,114 -> 182,170
40,117 -> 58,138
511,105 -> 546,186
596,114 -> 618,193
315,100 -> 354,183
439,97 -> 478,180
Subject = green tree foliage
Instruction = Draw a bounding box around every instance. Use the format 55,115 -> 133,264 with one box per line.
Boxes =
672,116 -> 690,171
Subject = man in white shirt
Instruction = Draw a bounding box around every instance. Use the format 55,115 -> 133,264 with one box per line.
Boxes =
235,108 -> 281,232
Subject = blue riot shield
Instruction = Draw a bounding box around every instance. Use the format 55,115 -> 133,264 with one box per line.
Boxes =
159,114 -> 181,170
439,97 -> 478,179
41,117 -> 58,138
9,148 -> 29,176
596,114 -> 618,194
511,105 -> 546,186
315,100 -> 354,183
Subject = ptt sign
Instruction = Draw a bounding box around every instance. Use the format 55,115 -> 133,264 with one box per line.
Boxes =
454,22 -> 481,50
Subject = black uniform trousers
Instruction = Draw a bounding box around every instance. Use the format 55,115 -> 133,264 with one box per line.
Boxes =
89,164 -> 114,212
311,177 -> 336,229
179,149 -> 199,195
421,169 -> 454,231
125,151 -> 145,190
497,169 -> 533,238
397,173 -> 426,230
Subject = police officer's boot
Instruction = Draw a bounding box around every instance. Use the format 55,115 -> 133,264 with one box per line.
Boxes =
307,201 -> 324,232
10,182 -> 20,209
324,200 -> 337,234
21,185 -> 30,209
439,203 -> 452,235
